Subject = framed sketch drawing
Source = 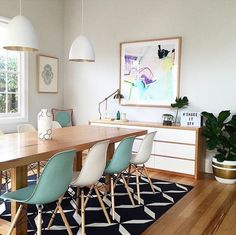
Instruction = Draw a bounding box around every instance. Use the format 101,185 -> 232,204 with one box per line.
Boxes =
38,55 -> 58,93
120,37 -> 181,107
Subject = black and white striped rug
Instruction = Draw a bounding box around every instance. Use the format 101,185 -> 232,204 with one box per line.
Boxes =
0,175 -> 193,235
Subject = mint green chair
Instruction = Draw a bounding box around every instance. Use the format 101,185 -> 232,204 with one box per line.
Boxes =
104,136 -> 135,220
51,109 -> 73,127
0,149 -> 76,235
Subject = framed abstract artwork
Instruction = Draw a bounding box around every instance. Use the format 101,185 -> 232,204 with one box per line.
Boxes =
120,37 -> 181,107
38,55 -> 58,93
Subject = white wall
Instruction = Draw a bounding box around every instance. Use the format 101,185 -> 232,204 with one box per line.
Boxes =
0,0 -> 64,133
64,0 -> 236,172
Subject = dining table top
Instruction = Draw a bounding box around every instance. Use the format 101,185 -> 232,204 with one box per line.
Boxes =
0,124 -> 147,171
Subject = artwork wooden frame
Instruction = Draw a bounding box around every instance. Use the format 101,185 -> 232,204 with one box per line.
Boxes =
38,55 -> 58,93
120,37 -> 181,107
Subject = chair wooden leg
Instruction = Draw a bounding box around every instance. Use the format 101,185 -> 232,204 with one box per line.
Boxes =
113,173 -> 121,189
7,204 -> 23,235
121,174 -> 135,207
81,188 -> 85,235
37,205 -> 43,235
0,171 -> 2,192
84,185 -> 94,207
126,164 -> 132,184
58,203 -> 73,235
5,170 -> 9,193
75,187 -> 80,213
144,166 -> 155,193
37,161 -> 40,179
110,177 -> 115,220
47,196 -> 63,229
94,185 -> 111,224
135,167 -> 141,204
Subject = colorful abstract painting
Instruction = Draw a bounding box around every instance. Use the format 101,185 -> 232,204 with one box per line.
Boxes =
120,37 -> 181,107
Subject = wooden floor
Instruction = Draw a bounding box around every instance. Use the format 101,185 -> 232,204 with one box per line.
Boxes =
143,170 -> 236,235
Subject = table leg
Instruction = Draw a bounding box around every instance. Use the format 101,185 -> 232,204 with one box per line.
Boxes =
105,143 -> 115,192
11,166 -> 28,235
73,151 -> 83,171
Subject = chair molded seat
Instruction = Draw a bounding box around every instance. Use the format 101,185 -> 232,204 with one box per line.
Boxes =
0,149 -> 76,235
48,140 -> 110,235
104,136 -> 135,220
129,131 -> 157,204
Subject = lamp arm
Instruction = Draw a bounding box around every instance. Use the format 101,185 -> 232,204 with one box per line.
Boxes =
98,89 -> 120,120
101,89 -> 119,103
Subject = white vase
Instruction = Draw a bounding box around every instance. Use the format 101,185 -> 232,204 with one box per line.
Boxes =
37,109 -> 52,140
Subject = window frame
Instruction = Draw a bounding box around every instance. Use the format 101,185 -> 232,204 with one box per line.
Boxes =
0,16 -> 28,124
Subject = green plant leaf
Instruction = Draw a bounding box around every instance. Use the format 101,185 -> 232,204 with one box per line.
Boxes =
214,153 -> 225,162
217,110 -> 230,124
206,139 -> 218,150
201,111 -> 215,120
217,148 -> 227,155
228,115 -> 236,126
171,96 -> 189,109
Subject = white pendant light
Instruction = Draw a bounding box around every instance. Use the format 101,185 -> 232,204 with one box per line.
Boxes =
69,0 -> 95,62
3,0 -> 38,51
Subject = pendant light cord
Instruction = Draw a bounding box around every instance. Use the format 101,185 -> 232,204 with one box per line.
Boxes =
19,0 -> 22,16
81,0 -> 84,34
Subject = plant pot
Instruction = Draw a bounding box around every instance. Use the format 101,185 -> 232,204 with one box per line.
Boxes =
212,157 -> 236,184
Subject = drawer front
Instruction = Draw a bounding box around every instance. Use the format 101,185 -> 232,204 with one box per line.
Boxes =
154,156 -> 195,175
155,128 -> 196,144
153,142 -> 195,160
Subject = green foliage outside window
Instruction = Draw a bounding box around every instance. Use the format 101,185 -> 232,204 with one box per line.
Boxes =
0,51 -> 19,113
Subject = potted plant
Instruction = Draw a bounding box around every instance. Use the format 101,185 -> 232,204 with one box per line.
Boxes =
171,96 -> 189,125
201,110 -> 236,184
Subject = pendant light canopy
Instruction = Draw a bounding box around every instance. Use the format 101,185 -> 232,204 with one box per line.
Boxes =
69,0 -> 95,62
3,0 -> 38,51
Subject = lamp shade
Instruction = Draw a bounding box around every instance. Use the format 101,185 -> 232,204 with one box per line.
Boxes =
3,15 -> 38,51
69,35 -> 95,62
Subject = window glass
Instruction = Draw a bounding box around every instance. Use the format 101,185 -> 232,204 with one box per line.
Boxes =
0,17 -> 28,123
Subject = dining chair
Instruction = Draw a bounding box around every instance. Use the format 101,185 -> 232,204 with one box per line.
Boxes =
17,123 -> 36,133
17,124 -> 42,178
0,149 -> 76,235
52,120 -> 62,129
129,131 -> 157,204
47,140 -> 110,235
104,136 -> 135,220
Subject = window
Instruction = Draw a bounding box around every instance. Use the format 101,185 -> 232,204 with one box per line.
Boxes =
0,17 -> 28,123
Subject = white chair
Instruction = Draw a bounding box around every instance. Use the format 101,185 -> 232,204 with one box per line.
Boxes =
48,140 -> 111,235
52,121 -> 62,129
17,123 -> 36,133
129,131 -> 157,204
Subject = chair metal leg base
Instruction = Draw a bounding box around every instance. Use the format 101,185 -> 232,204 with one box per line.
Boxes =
135,167 -> 141,204
110,177 -> 115,220
81,188 -> 85,235
37,205 -> 43,235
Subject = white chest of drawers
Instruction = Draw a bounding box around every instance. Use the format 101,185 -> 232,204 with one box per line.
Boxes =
89,120 -> 205,179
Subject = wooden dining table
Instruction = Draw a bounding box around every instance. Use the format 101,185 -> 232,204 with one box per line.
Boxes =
0,124 -> 147,235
